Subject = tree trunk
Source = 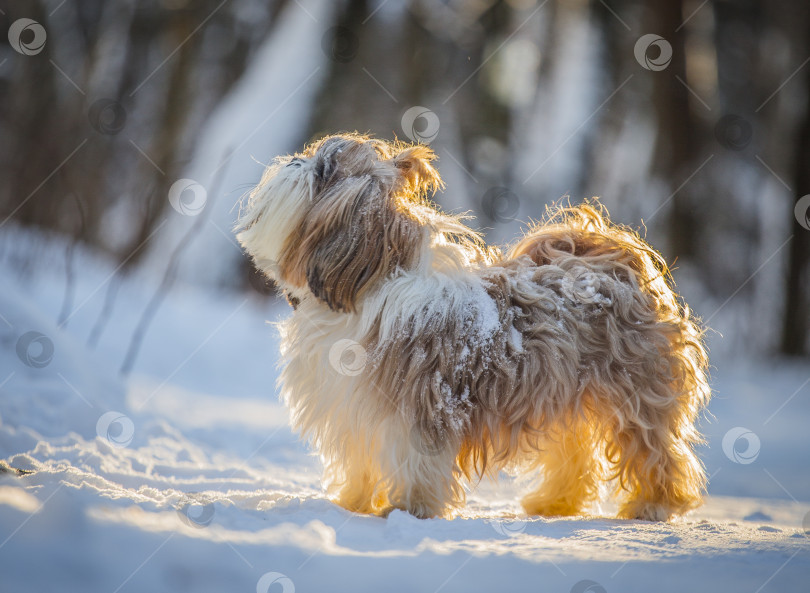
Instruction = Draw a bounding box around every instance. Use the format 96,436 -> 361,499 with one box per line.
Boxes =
780,61 -> 810,356
645,0 -> 702,259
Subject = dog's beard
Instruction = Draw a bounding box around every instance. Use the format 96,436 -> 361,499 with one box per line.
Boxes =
236,159 -> 313,283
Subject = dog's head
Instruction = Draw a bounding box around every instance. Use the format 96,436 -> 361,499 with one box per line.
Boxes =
236,133 -> 443,312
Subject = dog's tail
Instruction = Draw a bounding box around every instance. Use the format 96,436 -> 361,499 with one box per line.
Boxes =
509,200 -> 698,332
509,201 -> 672,298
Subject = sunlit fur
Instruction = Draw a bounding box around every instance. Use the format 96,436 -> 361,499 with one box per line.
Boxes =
236,133 -> 711,522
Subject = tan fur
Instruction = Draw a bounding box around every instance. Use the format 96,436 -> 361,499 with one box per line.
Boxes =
236,133 -> 711,522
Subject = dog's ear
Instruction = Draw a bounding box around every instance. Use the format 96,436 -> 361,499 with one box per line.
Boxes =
280,176 -> 421,313
392,145 -> 444,199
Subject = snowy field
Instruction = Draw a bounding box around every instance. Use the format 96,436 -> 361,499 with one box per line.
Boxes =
1,228 -> 809,593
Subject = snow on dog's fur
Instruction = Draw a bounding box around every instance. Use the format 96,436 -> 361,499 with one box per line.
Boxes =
236,133 -> 711,521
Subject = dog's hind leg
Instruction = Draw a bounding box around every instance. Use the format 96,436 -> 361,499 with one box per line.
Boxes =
607,411 -> 706,521
604,361 -> 708,521
604,327 -> 709,521
521,419 -> 602,517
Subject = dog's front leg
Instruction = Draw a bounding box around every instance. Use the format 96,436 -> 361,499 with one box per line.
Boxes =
377,416 -> 462,519
330,455 -> 380,515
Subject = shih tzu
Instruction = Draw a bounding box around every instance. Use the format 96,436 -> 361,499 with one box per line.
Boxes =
236,133 -> 710,521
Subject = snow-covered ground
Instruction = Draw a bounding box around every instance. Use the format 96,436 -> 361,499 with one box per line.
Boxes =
1,229 -> 808,593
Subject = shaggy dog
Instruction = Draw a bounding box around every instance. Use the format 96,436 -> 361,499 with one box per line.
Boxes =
236,133 -> 710,521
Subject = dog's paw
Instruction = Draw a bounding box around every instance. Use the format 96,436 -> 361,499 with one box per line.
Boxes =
388,495 -> 446,519
618,500 -> 673,522
400,501 -> 440,519
331,491 -> 376,515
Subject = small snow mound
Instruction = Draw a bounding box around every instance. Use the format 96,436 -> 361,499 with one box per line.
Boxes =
744,511 -> 773,522
757,525 -> 781,532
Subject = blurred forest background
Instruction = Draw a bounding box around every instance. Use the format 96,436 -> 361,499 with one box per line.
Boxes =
1,0 -> 808,359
